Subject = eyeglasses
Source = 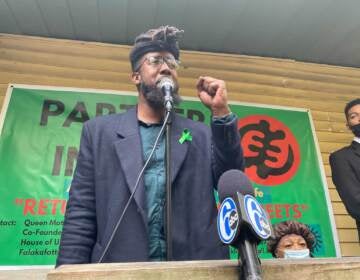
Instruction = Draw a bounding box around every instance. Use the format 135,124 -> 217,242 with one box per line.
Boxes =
136,55 -> 180,71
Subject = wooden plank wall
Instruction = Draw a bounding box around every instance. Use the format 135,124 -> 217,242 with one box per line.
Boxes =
0,34 -> 359,256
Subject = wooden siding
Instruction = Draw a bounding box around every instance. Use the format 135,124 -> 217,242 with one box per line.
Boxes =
0,33 -> 359,256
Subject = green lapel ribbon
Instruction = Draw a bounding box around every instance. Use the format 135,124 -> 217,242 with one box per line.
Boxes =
179,129 -> 192,144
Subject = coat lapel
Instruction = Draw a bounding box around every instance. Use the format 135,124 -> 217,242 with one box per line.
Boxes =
113,107 -> 147,224
351,141 -> 360,157
169,115 -> 190,184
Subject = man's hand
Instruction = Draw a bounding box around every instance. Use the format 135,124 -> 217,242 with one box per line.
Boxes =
196,76 -> 231,117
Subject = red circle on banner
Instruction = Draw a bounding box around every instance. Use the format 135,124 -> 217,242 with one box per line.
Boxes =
238,115 -> 300,186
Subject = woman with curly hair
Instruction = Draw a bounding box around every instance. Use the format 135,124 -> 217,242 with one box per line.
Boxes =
267,220 -> 315,259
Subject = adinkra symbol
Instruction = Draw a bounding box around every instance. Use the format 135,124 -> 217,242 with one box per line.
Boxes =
240,120 -> 294,179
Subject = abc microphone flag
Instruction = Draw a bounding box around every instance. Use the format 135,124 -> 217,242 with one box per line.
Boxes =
217,169 -> 272,244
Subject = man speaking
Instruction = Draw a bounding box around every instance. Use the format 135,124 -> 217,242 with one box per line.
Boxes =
56,26 -> 244,265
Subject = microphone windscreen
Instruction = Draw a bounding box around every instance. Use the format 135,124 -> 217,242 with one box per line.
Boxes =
218,169 -> 255,202
157,76 -> 174,91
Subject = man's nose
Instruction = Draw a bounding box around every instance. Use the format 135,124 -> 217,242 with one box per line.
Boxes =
159,61 -> 172,75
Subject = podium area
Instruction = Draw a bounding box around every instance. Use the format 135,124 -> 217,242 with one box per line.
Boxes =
0,258 -> 360,280
45,258 -> 360,280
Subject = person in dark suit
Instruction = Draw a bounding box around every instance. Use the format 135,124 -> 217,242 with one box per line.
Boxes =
56,26 -> 244,266
329,98 -> 360,242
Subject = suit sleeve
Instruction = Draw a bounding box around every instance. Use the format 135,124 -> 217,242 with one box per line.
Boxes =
56,123 -> 97,266
211,113 -> 245,184
329,152 -> 360,221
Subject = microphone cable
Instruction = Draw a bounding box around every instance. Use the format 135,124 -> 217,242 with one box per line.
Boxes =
97,110 -> 171,263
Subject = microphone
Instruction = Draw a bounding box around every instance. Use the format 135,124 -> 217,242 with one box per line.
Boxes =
217,170 -> 272,280
157,77 -> 174,112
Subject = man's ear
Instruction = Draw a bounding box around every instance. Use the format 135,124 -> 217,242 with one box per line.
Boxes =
131,72 -> 141,85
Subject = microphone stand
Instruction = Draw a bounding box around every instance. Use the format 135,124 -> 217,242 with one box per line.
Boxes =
238,231 -> 262,280
164,93 -> 173,261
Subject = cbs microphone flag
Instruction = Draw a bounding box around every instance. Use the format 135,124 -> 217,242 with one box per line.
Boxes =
0,85 -> 338,265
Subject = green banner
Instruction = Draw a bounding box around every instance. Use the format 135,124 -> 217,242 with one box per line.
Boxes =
0,85 -> 339,266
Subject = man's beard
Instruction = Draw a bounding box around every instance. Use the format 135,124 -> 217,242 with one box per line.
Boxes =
140,80 -> 182,111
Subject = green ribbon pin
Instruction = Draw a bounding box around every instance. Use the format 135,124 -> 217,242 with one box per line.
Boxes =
179,129 -> 192,144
